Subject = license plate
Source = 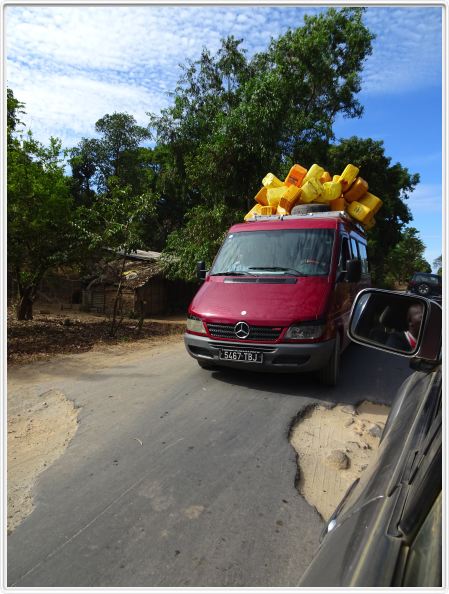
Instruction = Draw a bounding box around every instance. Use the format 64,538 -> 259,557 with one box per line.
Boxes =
219,349 -> 263,363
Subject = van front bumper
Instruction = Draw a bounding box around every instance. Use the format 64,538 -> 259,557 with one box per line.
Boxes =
184,333 -> 335,373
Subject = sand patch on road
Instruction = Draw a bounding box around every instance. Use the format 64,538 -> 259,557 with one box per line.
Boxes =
290,401 -> 389,521
7,389 -> 78,533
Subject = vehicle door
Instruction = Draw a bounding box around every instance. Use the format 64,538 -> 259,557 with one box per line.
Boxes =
328,233 -> 353,347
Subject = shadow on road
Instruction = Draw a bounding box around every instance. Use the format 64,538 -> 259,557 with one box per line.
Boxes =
207,343 -> 412,407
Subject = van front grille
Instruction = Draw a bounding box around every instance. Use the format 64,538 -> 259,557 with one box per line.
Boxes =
206,323 -> 283,341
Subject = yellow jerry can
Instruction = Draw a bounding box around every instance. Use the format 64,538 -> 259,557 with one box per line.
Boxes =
260,205 -> 276,215
262,173 -> 284,188
330,197 -> 346,211
278,195 -> 298,213
363,216 -> 376,230
321,181 -> 342,202
267,186 -> 286,207
244,204 -> 263,221
344,177 -> 369,202
359,192 -> 382,215
302,163 -> 325,185
285,164 -> 307,187
301,178 -> 324,203
348,201 -> 373,224
338,164 -> 359,192
320,171 -> 332,183
282,184 -> 302,204
332,174 -> 340,183
254,187 -> 268,206
277,204 -> 290,216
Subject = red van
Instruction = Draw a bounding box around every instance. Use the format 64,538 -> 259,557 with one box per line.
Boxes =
185,211 -> 370,385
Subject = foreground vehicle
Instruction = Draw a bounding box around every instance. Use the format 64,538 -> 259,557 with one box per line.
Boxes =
185,211 -> 369,385
299,289 -> 442,587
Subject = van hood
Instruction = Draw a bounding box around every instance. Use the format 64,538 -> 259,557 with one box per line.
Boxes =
190,276 -> 331,326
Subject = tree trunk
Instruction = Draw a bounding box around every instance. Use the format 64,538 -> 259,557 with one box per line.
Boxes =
16,288 -> 35,320
136,295 -> 145,335
109,255 -> 127,337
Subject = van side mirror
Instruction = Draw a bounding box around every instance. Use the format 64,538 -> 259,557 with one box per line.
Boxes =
196,261 -> 207,281
349,289 -> 441,361
346,259 -> 362,283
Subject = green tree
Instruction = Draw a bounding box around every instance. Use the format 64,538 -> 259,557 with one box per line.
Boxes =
7,88 -> 25,143
150,8 -> 375,279
384,227 -> 431,287
8,90 -> 80,319
323,136 -> 418,284
161,203 -> 242,281
69,113 -> 159,333
433,255 -> 442,276
70,113 -> 152,196
78,180 -> 156,335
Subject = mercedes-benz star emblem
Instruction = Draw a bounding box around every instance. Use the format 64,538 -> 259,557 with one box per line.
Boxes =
234,321 -> 250,339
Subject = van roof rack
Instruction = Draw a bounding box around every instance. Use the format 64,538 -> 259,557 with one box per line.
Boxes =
245,211 -> 365,232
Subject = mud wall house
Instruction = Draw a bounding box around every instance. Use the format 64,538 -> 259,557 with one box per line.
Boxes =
82,251 -> 171,316
7,266 -> 83,310
38,270 -> 83,308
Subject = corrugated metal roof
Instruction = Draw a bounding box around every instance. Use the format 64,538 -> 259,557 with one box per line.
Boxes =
115,249 -> 161,261
87,259 -> 162,290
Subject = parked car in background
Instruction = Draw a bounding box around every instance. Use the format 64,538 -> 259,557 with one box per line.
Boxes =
407,272 -> 442,300
299,289 -> 442,588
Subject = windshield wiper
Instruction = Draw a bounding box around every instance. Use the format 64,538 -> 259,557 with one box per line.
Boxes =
248,266 -> 307,277
210,270 -> 256,276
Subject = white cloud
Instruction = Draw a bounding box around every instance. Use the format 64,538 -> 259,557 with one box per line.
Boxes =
4,5 -> 442,147
6,60 -> 167,148
362,7 -> 442,93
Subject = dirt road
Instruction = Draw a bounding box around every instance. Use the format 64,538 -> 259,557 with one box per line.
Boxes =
8,338 -> 412,586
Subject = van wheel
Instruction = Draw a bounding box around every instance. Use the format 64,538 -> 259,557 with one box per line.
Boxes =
319,334 -> 340,387
291,204 -> 329,215
197,360 -> 217,371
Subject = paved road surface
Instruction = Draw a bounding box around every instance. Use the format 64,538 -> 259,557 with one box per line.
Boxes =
7,339 -> 412,587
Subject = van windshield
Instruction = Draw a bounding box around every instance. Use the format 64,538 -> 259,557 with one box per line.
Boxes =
210,229 -> 335,277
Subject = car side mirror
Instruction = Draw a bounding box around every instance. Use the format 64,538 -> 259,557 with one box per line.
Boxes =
196,260 -> 207,281
349,288 -> 441,361
346,259 -> 362,283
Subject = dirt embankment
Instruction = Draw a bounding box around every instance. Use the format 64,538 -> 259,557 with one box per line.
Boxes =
290,401 -> 389,521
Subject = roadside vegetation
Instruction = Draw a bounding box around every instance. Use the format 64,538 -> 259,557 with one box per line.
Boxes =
7,8 -> 431,350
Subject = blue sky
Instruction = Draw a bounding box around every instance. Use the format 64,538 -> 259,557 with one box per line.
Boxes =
5,5 -> 443,267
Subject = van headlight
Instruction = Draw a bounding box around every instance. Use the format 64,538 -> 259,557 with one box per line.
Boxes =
186,315 -> 207,335
285,323 -> 325,340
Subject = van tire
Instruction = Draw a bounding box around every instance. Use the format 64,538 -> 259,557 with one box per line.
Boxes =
291,204 -> 329,215
319,334 -> 340,387
197,360 -> 218,371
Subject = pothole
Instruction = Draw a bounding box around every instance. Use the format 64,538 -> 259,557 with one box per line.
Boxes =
289,401 -> 390,521
7,389 -> 79,533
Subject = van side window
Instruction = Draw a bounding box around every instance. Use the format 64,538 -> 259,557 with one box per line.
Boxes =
358,242 -> 369,274
350,238 -> 359,260
339,237 -> 351,272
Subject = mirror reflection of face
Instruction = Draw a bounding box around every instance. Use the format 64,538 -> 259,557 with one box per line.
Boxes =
407,304 -> 424,339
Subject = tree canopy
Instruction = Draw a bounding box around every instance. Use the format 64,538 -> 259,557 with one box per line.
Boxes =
7,90 -> 79,318
384,227 -> 431,286
7,92 -> 157,320
149,8 -> 380,276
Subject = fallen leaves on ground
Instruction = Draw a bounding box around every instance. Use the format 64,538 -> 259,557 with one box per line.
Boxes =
7,310 -> 185,364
